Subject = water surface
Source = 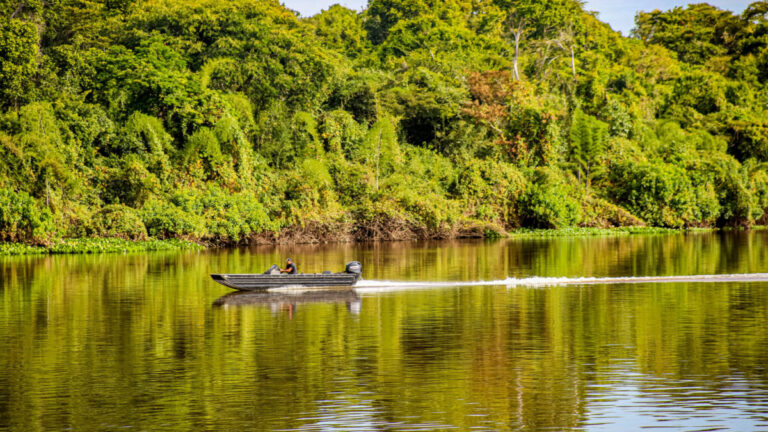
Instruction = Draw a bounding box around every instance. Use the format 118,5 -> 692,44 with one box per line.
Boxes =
1,232 -> 768,430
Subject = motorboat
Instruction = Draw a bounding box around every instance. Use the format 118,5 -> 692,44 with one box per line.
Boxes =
210,261 -> 362,291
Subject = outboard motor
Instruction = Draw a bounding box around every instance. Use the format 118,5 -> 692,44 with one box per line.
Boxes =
264,264 -> 280,275
345,261 -> 362,275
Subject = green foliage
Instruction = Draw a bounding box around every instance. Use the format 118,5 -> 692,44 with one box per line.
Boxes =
666,70 -> 728,116
169,187 -> 277,242
388,177 -> 460,229
364,0 -> 436,44
711,158 -> 764,226
496,0 -> 585,38
518,168 -> 582,228
102,155 -> 161,207
282,158 -> 340,221
1,0 -> 768,248
309,5 -> 370,57
724,107 -> 768,162
599,100 -> 632,138
182,127 -> 225,178
609,160 -> 701,227
320,110 -> 366,155
0,19 -> 38,109
3,102 -> 83,203
634,2 -> 768,88
89,204 -> 147,240
569,109 -> 608,187
213,113 -> 254,183
329,160 -> 375,207
633,4 -> 738,65
117,112 -> 174,168
0,188 -> 54,242
453,158 -> 526,226
385,66 -> 468,151
292,111 -> 324,158
325,73 -> 379,124
141,199 -> 206,239
360,117 -> 401,181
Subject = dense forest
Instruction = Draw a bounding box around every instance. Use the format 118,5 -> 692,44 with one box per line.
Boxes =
2,0 -> 768,244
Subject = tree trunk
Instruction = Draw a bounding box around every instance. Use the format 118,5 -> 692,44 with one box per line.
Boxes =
509,17 -> 525,81
585,164 -> 590,191
375,130 -> 382,191
570,46 -> 576,79
513,32 -> 521,81
10,2 -> 24,19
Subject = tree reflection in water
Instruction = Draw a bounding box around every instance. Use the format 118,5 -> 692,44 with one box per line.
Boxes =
1,232 -> 767,430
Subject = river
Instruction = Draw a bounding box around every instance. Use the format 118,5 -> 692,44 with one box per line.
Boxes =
1,232 -> 768,431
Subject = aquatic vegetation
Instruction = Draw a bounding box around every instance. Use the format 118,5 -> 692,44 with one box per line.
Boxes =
508,227 -> 687,238
0,238 -> 203,256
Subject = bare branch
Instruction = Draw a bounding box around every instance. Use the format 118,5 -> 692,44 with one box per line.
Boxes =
506,12 -> 529,81
10,2 -> 25,19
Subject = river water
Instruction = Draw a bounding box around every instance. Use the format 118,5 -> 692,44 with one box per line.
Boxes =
1,232 -> 768,431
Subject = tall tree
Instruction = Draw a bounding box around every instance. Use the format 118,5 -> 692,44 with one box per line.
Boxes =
633,4 -> 742,64
569,109 -> 608,189
0,19 -> 38,110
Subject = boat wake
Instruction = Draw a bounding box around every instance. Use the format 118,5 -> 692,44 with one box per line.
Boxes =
354,273 -> 768,292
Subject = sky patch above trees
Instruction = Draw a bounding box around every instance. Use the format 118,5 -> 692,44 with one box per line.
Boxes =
283,0 -> 753,34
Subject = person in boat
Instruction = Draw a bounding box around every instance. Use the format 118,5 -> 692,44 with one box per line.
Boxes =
280,258 -> 298,274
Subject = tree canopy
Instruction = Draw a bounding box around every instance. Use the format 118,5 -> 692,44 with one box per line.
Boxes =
2,0 -> 768,244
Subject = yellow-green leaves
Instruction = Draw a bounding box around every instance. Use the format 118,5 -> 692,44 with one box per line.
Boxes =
0,19 -> 38,109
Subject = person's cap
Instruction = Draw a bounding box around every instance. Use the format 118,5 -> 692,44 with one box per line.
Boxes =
286,258 -> 292,262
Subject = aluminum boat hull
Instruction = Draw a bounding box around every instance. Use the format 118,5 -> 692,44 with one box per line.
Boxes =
210,273 -> 361,291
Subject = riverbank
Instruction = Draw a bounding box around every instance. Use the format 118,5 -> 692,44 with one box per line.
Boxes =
1,226 -> 745,256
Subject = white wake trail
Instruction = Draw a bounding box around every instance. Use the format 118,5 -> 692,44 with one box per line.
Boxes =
353,273 -> 768,292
